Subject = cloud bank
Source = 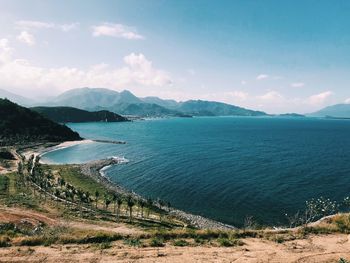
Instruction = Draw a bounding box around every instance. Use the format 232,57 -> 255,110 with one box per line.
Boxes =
0,39 -> 171,96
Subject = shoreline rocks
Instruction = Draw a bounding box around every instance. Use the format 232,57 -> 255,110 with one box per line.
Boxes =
79,158 -> 236,230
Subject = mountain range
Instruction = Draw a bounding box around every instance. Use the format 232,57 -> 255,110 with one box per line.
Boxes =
2,87 -> 350,118
40,87 -> 267,117
0,87 -> 267,117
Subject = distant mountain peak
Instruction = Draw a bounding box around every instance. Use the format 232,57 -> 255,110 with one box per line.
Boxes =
0,88 -> 36,106
309,103 -> 350,118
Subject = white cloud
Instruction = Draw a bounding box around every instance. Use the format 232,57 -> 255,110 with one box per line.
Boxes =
17,31 -> 36,46
0,40 -> 171,96
259,90 -> 284,101
256,74 -> 269,80
290,82 -> 305,88
92,23 -> 144,40
308,91 -> 333,105
344,98 -> 350,104
122,53 -> 172,86
15,20 -> 79,32
0,38 -> 13,63
241,80 -> 247,85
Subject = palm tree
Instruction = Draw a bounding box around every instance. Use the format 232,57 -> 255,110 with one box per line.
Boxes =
76,189 -> 85,213
94,190 -> 100,209
104,194 -> 111,210
58,177 -> 66,188
126,195 -> 135,222
138,199 -> 146,218
112,193 -> 117,213
85,191 -> 91,206
27,154 -> 34,173
146,198 -> 153,218
116,196 -> 123,221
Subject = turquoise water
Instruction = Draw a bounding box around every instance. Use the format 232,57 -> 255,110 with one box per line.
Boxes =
42,117 -> 350,227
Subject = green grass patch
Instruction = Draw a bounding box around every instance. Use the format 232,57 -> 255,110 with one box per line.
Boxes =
173,239 -> 190,247
124,238 -> 142,247
150,237 -> 165,247
0,175 -> 10,194
217,237 -> 244,247
49,165 -> 107,197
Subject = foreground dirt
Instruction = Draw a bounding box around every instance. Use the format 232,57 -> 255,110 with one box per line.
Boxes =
1,207 -> 350,262
0,233 -> 350,263
0,207 -> 144,235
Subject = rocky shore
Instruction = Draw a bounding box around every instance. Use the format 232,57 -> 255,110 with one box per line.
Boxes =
79,157 -> 236,230
21,140 -> 236,230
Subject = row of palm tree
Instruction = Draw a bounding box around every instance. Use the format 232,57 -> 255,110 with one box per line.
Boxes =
16,154 -> 170,223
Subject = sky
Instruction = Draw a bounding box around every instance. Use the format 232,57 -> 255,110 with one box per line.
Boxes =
0,0 -> 349,114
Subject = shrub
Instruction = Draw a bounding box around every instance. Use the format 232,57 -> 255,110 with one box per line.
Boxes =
124,238 -> 142,247
19,236 -> 47,246
217,237 -> 243,247
334,215 -> 350,233
0,236 -> 11,247
150,237 -> 165,247
98,242 -> 112,250
173,239 -> 189,247
75,233 -> 122,244
194,237 -> 205,244
272,235 -> 285,244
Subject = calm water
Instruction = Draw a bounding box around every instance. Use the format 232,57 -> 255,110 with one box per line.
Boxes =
42,117 -> 350,226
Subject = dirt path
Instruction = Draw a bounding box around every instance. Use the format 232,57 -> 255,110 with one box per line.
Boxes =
0,234 -> 349,262
0,207 -> 143,235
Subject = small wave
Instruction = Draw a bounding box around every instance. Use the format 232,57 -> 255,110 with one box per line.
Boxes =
111,156 -> 130,164
99,156 -> 129,177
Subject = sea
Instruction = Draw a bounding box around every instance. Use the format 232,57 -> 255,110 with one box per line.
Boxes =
41,116 -> 350,227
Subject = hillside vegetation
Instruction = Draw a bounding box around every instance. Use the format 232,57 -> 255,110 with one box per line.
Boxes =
0,99 -> 81,146
31,106 -> 129,123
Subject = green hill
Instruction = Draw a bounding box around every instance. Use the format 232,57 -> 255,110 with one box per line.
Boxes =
177,100 -> 266,116
31,106 -> 129,123
309,104 -> 350,118
0,99 -> 82,146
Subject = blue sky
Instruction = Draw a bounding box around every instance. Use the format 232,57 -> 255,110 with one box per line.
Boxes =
0,0 -> 349,113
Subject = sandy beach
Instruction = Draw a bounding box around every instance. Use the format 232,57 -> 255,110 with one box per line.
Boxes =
21,139 -> 94,162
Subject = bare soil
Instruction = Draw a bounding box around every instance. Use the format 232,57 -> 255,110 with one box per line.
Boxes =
0,234 -> 349,262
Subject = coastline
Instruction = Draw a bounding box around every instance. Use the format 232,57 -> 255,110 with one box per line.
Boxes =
24,140 -> 236,230
21,139 -> 94,161
81,157 -> 236,230
13,139 -> 347,231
